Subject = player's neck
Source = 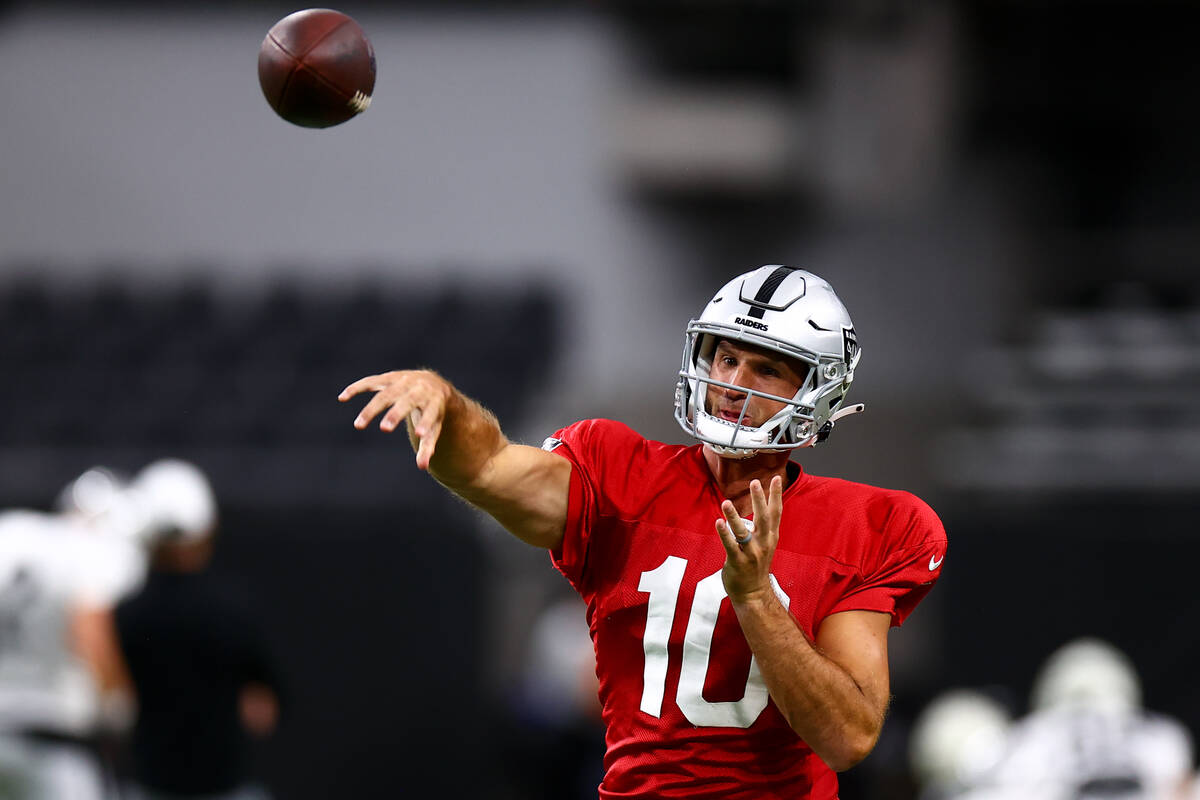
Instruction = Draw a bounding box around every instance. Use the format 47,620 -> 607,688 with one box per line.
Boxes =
702,446 -> 793,517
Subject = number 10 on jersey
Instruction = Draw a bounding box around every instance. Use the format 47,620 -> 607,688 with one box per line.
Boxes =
638,556 -> 791,729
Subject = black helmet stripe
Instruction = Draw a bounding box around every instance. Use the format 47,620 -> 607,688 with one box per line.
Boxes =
746,266 -> 798,319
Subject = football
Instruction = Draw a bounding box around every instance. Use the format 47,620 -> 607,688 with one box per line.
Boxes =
258,9 -> 376,129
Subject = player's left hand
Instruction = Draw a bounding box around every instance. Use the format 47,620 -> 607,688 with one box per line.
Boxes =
715,475 -> 783,606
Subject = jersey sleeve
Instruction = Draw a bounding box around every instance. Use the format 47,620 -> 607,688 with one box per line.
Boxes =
828,492 -> 947,627
68,532 -> 147,608
543,418 -> 640,592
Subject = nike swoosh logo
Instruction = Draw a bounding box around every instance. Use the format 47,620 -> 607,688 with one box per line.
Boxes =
928,555 -> 944,570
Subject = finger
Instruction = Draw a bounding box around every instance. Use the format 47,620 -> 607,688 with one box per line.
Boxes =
339,374 -> 387,402
390,390 -> 439,437
352,390 -> 399,430
720,500 -> 753,549
767,474 -> 784,532
379,391 -> 417,432
720,499 -> 743,530
715,517 -> 741,555
360,388 -> 417,431
415,430 -> 437,469
749,479 -> 767,526
416,402 -> 443,442
413,401 -> 445,470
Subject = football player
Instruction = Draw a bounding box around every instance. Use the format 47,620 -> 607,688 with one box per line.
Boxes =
341,265 -> 947,798
115,459 -> 282,800
967,638 -> 1194,800
909,689 -> 1013,799
0,466 -> 148,799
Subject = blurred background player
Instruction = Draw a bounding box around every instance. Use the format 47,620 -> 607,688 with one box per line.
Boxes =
0,466 -> 148,799
115,459 -> 283,800
908,688 -> 1013,800
910,638 -> 1195,800
988,638 -> 1193,800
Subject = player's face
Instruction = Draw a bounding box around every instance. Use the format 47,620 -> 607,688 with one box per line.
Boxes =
706,339 -> 808,427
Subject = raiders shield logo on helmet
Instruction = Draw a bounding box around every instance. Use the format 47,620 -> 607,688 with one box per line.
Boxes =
842,327 -> 859,365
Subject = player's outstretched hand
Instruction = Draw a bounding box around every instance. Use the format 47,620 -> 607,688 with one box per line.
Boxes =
338,370 -> 452,470
715,475 -> 783,606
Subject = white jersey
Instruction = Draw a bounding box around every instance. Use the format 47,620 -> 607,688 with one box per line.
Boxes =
0,509 -> 145,735
971,706 -> 1193,800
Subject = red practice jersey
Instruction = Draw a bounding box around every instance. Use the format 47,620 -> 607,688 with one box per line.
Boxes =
546,419 -> 947,799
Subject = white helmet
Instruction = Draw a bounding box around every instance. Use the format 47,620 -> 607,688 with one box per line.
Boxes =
56,466 -> 128,520
56,465 -> 154,541
909,689 -> 1012,789
130,459 -> 217,544
1031,638 -> 1141,714
674,265 -> 864,458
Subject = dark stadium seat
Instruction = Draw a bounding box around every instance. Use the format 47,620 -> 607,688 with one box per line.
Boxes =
0,270 -> 561,507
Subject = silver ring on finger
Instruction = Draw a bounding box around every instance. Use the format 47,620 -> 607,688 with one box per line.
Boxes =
736,518 -> 755,545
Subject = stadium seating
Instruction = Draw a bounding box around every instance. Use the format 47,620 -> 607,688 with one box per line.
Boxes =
0,270 -> 561,510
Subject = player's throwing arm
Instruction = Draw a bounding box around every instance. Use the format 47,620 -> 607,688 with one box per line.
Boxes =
339,370 -> 570,549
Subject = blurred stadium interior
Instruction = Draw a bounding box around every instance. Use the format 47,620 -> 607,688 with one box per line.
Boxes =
2,0 -> 1199,797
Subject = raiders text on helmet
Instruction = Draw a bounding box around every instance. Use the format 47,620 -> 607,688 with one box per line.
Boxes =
673,265 -> 864,458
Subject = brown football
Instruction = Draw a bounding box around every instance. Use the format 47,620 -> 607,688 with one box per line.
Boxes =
258,9 -> 376,129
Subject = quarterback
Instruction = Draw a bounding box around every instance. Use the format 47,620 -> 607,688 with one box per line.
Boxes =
341,265 -> 947,798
